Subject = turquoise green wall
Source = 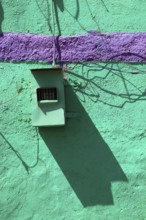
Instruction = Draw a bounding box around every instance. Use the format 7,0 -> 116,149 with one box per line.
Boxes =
2,0 -> 146,34
0,0 -> 146,219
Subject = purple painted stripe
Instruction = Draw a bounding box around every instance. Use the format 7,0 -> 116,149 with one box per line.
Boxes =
0,31 -> 146,62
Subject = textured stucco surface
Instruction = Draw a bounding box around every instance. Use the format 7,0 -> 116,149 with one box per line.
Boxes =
1,0 -> 146,34
1,32 -> 146,62
0,0 -> 146,220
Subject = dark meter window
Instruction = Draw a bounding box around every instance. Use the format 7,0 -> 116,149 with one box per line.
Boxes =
37,88 -> 57,101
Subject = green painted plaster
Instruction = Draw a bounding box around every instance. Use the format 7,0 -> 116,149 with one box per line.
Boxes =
1,0 -> 146,35
0,0 -> 146,220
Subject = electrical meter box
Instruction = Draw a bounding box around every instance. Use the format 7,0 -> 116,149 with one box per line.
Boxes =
31,68 -> 65,127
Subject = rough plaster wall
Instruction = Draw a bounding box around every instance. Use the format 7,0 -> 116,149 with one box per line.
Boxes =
0,0 -> 146,220
1,0 -> 146,34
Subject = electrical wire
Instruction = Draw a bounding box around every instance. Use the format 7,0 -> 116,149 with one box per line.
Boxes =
52,0 -> 56,66
0,93 -> 19,106
0,88 -> 23,107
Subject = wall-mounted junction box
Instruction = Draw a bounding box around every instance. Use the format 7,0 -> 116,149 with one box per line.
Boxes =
31,68 -> 65,127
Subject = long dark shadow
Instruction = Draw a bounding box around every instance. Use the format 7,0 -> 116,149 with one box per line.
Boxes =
39,82 -> 128,207
53,0 -> 63,36
53,0 -> 64,12
52,0 -> 65,61
74,0 -> 80,19
0,1 -> 4,34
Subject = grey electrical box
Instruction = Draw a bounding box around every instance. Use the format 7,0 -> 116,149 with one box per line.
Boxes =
31,68 -> 65,127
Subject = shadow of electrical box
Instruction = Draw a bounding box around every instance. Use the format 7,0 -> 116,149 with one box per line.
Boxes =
31,68 -> 65,127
